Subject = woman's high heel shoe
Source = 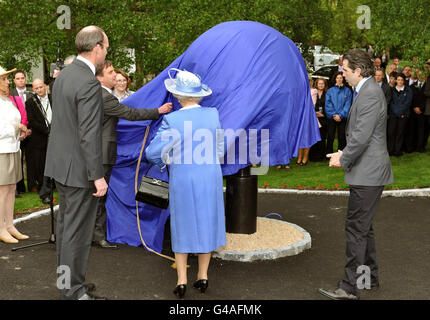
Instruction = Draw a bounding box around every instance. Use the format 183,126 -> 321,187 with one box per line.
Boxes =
193,279 -> 209,293
0,232 -> 19,244
173,284 -> 187,299
7,228 -> 29,240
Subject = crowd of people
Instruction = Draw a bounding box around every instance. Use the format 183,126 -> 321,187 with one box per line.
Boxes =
6,62 -> 139,201
307,54 -> 430,163
1,28 -> 429,301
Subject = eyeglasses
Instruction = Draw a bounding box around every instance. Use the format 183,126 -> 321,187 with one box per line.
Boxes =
116,79 -> 127,83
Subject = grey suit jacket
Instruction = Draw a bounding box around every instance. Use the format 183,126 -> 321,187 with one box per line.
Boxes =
45,59 -> 104,188
101,88 -> 159,165
340,77 -> 394,186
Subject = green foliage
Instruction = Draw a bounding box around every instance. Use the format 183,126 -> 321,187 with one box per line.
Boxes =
0,0 -> 428,85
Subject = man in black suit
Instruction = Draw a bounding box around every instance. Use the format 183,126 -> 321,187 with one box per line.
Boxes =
406,70 -> 426,152
25,79 -> 53,203
374,68 -> 391,107
93,61 -> 172,249
45,26 -> 109,300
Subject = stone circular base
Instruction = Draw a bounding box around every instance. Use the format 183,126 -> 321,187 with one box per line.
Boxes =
213,217 -> 311,262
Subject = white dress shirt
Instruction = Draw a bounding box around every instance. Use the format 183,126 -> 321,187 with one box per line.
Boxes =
355,76 -> 372,94
76,55 -> 96,75
102,85 -> 113,94
0,96 -> 21,153
38,95 -> 52,125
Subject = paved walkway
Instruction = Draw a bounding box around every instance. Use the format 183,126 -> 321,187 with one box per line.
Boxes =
1,193 -> 429,300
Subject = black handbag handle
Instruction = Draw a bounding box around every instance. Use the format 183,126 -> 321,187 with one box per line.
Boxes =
144,163 -> 169,177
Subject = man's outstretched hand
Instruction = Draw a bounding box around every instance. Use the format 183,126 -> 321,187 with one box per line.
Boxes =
158,102 -> 173,114
326,150 -> 343,167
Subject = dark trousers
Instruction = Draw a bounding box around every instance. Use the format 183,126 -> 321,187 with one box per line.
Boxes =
56,181 -> 98,300
16,142 -> 27,193
26,145 -> 47,191
310,120 -> 327,161
340,185 -> 384,297
326,118 -> 347,154
387,116 -> 408,154
39,176 -> 54,199
94,165 -> 112,242
406,112 -> 426,152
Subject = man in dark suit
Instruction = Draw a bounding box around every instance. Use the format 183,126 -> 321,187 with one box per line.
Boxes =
10,70 -> 32,195
374,68 -> 391,107
320,49 -> 394,300
45,26 -> 109,300
406,70 -> 426,152
25,79 -> 53,203
93,61 -> 172,249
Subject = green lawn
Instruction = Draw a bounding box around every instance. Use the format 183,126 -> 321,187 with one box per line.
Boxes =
14,190 -> 59,215
14,148 -> 430,214
256,150 -> 430,190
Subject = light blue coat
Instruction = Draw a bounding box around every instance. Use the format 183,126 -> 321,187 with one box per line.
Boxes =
145,105 -> 226,253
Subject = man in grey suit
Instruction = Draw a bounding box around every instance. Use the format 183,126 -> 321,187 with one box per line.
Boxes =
93,61 -> 172,248
319,49 -> 394,300
45,26 -> 109,300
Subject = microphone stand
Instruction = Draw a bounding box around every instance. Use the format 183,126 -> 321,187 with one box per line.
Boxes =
11,178 -> 56,251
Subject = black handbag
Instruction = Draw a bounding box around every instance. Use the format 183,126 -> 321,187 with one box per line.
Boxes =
135,165 -> 169,209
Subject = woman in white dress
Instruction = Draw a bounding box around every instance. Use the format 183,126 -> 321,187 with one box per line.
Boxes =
0,66 -> 30,243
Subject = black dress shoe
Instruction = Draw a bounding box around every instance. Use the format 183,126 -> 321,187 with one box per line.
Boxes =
318,287 -> 359,300
173,284 -> 187,299
78,292 -> 108,300
193,279 -> 208,293
95,239 -> 119,249
84,283 -> 96,292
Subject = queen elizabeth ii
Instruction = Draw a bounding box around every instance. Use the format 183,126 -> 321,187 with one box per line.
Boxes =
145,69 -> 225,299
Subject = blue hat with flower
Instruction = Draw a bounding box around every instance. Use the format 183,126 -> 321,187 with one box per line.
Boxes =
164,68 -> 212,97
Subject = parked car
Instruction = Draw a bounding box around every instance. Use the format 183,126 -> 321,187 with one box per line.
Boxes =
311,65 -> 338,81
312,46 -> 341,71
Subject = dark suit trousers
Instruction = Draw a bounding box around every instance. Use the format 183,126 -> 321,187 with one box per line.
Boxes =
387,116 -> 408,154
26,145 -> 47,191
340,185 -> 384,297
326,118 -> 347,154
16,141 -> 27,193
94,165 -> 113,242
56,181 -> 98,300
406,112 -> 426,152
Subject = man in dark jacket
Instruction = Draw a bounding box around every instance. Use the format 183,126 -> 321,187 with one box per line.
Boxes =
93,60 -> 172,249
387,74 -> 413,156
375,68 -> 391,107
406,70 -> 426,152
25,79 -> 53,203
45,26 -> 109,300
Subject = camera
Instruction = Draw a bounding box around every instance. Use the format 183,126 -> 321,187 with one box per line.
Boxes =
50,59 -> 65,77
49,41 -> 65,77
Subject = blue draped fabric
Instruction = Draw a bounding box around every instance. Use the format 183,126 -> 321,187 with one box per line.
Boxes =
106,21 -> 320,251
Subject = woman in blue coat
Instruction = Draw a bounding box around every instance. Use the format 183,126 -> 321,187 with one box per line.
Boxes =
146,69 -> 225,299
325,72 -> 352,154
